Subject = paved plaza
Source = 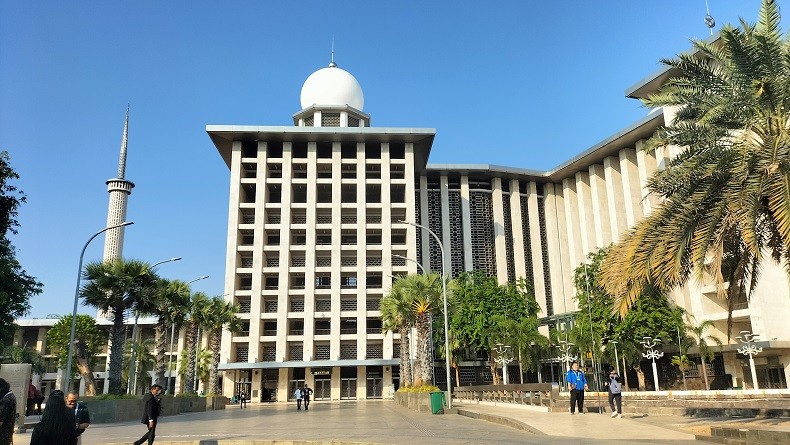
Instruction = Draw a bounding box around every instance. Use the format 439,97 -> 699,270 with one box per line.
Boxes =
12,399 -> 771,444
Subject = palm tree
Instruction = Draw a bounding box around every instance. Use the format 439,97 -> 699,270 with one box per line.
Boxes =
499,317 -> 547,383
1,344 -> 45,376
204,296 -> 241,395
687,318 -> 723,390
178,346 -> 211,393
397,273 -> 444,385
381,279 -> 415,387
183,292 -> 210,394
123,338 -> 155,394
81,258 -> 159,394
152,279 -> 191,388
601,0 -> 790,331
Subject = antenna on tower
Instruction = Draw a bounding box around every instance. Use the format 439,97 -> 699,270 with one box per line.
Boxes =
704,0 -> 715,35
329,37 -> 336,67
117,104 -> 130,179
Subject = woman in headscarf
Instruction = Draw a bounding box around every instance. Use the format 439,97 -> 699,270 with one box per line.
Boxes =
29,390 -> 77,445
0,378 -> 17,445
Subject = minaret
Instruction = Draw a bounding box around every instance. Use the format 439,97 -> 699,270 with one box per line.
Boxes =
103,106 -> 135,262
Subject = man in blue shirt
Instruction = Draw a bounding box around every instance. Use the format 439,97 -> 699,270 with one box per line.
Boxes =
566,361 -> 589,414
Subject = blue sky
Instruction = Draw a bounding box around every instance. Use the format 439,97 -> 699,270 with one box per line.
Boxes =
1,1 -> 781,318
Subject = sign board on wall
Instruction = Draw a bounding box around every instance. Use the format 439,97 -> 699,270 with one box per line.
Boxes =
0,363 -> 32,431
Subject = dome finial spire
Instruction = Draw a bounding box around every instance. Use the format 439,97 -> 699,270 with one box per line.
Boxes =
329,37 -> 337,68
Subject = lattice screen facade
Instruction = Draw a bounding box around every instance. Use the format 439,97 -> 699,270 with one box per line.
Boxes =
448,189 -> 465,277
502,192 -> 516,283
426,189 -> 444,273
519,193 -> 535,292
537,193 -> 553,316
469,190 -> 496,277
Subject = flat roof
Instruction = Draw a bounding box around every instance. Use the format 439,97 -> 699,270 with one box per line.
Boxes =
206,125 -> 436,170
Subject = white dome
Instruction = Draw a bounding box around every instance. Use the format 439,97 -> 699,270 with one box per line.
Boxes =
300,64 -> 364,111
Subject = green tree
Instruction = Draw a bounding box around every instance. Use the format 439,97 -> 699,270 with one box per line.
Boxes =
151,279 -> 191,388
45,314 -> 106,396
1,344 -> 45,376
497,317 -> 547,383
81,258 -> 160,394
203,296 -> 241,395
396,273 -> 445,385
601,1 -> 790,339
178,346 -> 211,393
123,338 -> 155,395
686,317 -> 723,390
183,292 -> 210,394
0,151 -> 42,344
574,248 -> 685,390
381,281 -> 415,387
450,272 -> 539,385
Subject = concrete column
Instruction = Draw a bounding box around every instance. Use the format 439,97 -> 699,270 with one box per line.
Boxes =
509,180 -> 527,280
603,156 -> 627,241
574,171 -> 595,256
440,175 -> 452,277
619,148 -> 643,227
491,177 -> 509,283
277,142 -> 294,363
588,164 -> 611,247
419,175 -> 430,268
544,183 -> 572,314
526,182 -> 547,315
303,142 -> 318,362
562,178 -> 581,281
635,140 -> 658,216
222,141 -> 243,373
460,176 -> 473,271
357,365 -> 366,400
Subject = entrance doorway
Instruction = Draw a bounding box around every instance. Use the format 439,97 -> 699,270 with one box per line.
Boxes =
366,366 -> 383,399
314,378 -> 331,400
340,367 -> 357,400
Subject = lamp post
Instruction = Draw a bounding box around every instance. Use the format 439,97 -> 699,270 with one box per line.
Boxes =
557,340 -> 577,391
493,343 -> 514,385
736,331 -> 762,390
640,336 -> 664,391
610,340 -> 620,376
392,254 -> 426,274
127,257 -> 182,394
400,220 -> 453,409
66,221 -> 134,393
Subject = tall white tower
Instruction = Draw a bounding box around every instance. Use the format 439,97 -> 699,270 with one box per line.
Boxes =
103,106 -> 135,262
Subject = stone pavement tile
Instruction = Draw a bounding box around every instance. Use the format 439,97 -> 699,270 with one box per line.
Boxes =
454,403 -> 705,443
13,400 -> 716,445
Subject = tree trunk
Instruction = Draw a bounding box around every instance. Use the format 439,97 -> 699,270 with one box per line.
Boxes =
154,319 -> 167,387
490,355 -> 500,385
633,363 -> 646,391
209,328 -> 221,395
399,326 -> 412,387
700,358 -> 710,390
184,322 -> 197,394
108,311 -> 126,394
74,341 -> 96,396
622,356 -> 630,390
454,363 -> 460,388
414,315 -> 432,385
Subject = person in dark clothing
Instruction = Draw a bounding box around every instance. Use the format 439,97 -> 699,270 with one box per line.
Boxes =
239,391 -> 246,409
134,384 -> 162,445
0,378 -> 17,445
30,390 -> 77,445
301,385 -> 313,411
66,392 -> 91,444
604,369 -> 623,418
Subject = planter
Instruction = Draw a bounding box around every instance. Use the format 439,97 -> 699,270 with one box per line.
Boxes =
394,392 -> 434,413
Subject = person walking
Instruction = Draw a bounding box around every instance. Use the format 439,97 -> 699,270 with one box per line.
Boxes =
605,369 -> 623,418
301,385 -> 313,411
0,378 -> 17,445
133,384 -> 162,445
293,386 -> 303,410
66,392 -> 91,444
239,390 -> 247,409
29,390 -> 77,445
566,361 -> 589,415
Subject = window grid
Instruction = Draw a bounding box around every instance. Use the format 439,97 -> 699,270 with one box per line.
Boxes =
340,342 -> 356,360
315,300 -> 331,311
288,343 -> 303,361
315,343 -> 330,360
340,299 -> 357,311
289,298 -> 305,312
366,343 -> 383,359
235,345 -> 249,362
264,299 -> 278,313
261,345 -> 276,361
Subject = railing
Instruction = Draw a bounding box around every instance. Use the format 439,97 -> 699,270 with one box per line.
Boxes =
454,383 -> 559,409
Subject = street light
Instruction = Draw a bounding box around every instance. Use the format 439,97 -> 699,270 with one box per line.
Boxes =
164,275 -> 209,395
736,331 -> 762,390
128,257 -> 183,394
493,343 -> 514,385
399,220 -> 453,409
640,336 -> 664,391
557,340 -> 577,375
392,254 -> 427,274
66,221 -> 134,393
610,340 -> 620,376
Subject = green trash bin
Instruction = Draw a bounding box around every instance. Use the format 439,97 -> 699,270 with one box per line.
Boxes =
429,391 -> 445,414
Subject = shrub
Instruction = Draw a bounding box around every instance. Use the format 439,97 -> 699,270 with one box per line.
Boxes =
397,384 -> 440,393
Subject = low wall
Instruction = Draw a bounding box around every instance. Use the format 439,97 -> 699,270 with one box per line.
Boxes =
553,389 -> 790,417
81,395 -> 227,423
454,383 -> 559,410
393,392 -> 434,413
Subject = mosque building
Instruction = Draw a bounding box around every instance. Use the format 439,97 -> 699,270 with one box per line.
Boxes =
208,57 -> 790,401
